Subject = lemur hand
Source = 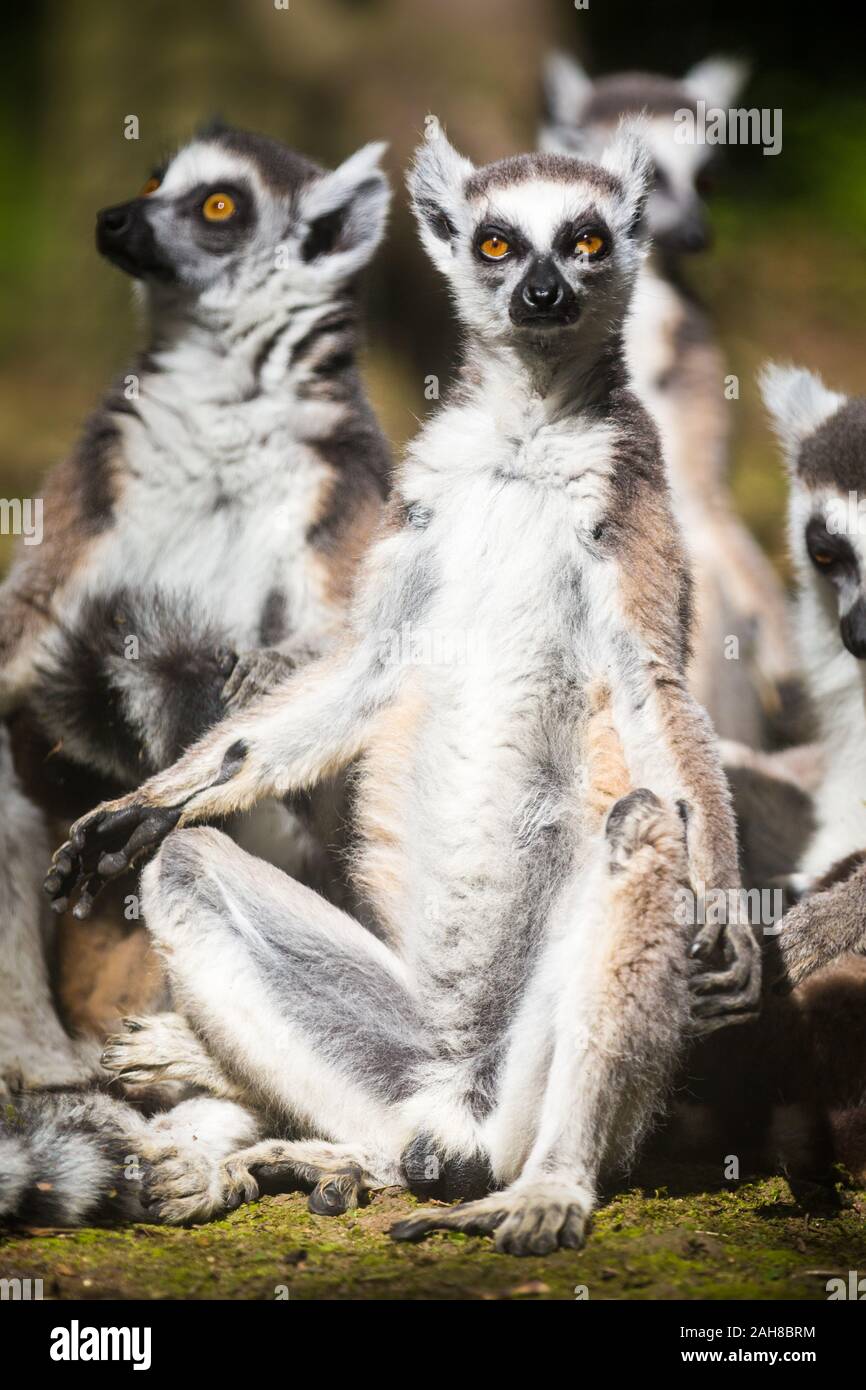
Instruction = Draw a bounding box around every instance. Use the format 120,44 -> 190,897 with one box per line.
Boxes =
43,795 -> 182,919
222,647 -> 299,710
687,920 -> 762,1035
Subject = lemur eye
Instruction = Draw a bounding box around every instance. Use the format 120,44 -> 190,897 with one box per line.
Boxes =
202,192 -> 237,222
811,550 -> 836,568
575,232 -> 606,258
479,235 -> 510,260
139,177 -> 160,197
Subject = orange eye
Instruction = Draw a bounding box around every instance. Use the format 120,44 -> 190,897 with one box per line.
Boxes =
202,192 -> 236,222
575,233 -> 605,257
139,176 -> 160,197
479,235 -> 510,260
812,551 -> 835,567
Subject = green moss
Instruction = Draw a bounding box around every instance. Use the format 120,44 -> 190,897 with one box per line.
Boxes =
2,1168 -> 864,1301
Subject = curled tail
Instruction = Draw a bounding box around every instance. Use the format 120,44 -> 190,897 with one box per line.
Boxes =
30,586 -> 237,786
0,1089 -> 147,1226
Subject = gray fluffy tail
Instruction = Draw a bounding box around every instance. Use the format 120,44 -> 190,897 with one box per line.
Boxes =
0,1090 -> 146,1226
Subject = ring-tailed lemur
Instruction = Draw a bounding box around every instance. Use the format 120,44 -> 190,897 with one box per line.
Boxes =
756,364 -> 866,987
0,123 -> 391,1093
26,120 -> 759,1252
541,54 -> 796,747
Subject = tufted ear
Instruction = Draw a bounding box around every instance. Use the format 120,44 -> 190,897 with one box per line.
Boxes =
684,56 -> 750,110
406,116 -> 475,275
542,50 -> 593,126
759,363 -> 847,467
297,141 -> 391,275
599,117 -> 653,231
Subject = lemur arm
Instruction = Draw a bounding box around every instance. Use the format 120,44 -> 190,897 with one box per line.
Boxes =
774,855 -> 866,990
44,518 -> 430,916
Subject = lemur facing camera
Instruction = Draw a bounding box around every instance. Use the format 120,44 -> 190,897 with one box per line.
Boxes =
757,365 -> 866,988
0,124 -> 391,1094
23,118 -> 758,1254
541,54 -> 795,747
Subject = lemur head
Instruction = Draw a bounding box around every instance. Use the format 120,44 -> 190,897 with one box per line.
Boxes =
541,53 -> 748,254
96,122 -> 390,308
761,363 -> 866,661
407,116 -> 651,347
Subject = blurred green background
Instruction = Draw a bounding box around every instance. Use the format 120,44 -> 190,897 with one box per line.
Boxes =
1,0 -> 864,576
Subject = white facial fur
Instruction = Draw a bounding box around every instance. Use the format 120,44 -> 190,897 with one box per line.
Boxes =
407,117 -> 651,343
759,363 -> 847,469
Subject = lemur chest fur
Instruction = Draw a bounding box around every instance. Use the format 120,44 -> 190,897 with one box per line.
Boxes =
360,412 -> 631,948
77,401 -> 341,651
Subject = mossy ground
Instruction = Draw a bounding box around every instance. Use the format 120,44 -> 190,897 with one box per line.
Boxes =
2,1166 -> 864,1301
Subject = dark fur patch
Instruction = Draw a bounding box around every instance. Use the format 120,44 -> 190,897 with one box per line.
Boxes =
466,152 -> 621,200
797,398 -> 866,492
196,121 -> 322,198
581,73 -> 697,124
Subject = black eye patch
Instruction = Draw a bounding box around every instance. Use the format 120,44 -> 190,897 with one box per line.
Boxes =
174,181 -> 255,240
805,515 -> 860,580
553,217 -> 612,262
473,222 -> 527,264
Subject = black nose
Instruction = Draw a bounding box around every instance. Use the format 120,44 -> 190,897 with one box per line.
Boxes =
522,276 -> 562,310
97,205 -> 133,240
841,597 -> 866,659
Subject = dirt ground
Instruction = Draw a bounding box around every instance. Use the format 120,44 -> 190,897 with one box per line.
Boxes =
2,1166 -> 864,1301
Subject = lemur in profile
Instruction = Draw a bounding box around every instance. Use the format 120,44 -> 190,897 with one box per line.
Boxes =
541,54 -> 796,746
0,124 -> 391,1094
25,119 -> 758,1254
756,364 -> 866,986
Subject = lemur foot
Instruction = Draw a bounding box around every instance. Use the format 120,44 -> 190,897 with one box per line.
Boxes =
222,648 -> 298,710
145,1139 -> 389,1225
603,789 -> 761,1034
391,1178 -> 592,1256
102,1014 -> 241,1099
604,787 -> 682,872
142,1149 -> 256,1225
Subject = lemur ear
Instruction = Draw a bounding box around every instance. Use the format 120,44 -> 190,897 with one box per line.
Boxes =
298,142 -> 391,273
759,363 -> 847,467
598,118 -> 653,232
542,51 -> 593,126
684,56 -> 750,110
407,116 -> 475,275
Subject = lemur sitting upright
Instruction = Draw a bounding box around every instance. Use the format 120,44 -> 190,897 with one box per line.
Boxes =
35,119 -> 758,1253
756,365 -> 866,987
0,124 -> 391,1093
541,54 -> 796,746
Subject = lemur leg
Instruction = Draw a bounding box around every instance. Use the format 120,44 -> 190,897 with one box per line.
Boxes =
774,862 -> 866,991
0,735 -> 94,1094
101,1013 -> 244,1101
392,789 -> 692,1254
136,825 -> 427,1223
